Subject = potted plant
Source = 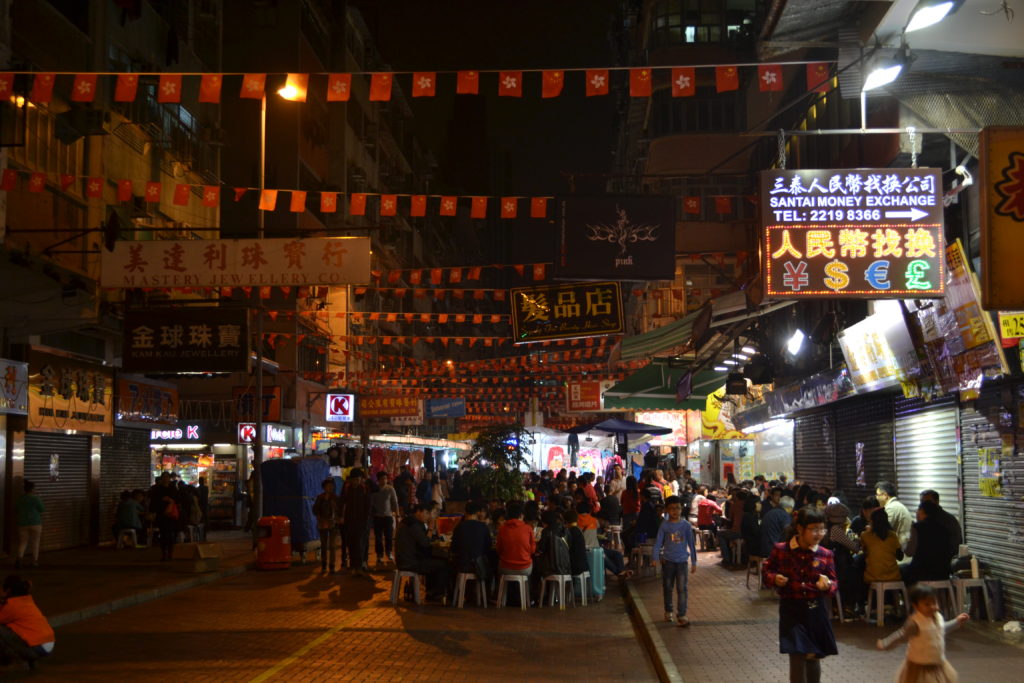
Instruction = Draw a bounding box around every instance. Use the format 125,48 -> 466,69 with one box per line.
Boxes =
462,423 -> 532,501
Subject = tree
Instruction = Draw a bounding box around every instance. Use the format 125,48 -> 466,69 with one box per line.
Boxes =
462,423 -> 531,501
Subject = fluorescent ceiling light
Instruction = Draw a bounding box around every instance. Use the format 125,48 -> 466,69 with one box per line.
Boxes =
741,346 -> 757,354
905,1 -> 958,33
787,329 -> 806,356
723,359 -> 738,366
863,61 -> 904,91
714,365 -> 728,372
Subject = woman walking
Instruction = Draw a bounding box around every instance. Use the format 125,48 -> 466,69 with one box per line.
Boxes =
763,506 -> 839,683
15,481 -> 45,569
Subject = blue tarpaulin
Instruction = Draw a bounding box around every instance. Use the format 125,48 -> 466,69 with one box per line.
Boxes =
261,457 -> 329,547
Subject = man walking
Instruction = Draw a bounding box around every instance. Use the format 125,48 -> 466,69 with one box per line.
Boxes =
371,471 -> 400,567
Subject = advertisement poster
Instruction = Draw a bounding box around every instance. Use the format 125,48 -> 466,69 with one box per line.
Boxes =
634,410 -> 696,447
0,358 -> 29,416
978,446 -> 1003,498
838,306 -> 920,393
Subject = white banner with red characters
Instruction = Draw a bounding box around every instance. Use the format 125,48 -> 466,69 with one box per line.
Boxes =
101,237 -> 371,288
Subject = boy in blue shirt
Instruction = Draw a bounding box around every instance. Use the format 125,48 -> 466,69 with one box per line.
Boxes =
652,495 -> 698,627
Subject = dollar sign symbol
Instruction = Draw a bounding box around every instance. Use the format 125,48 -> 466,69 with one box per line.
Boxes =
823,259 -> 849,291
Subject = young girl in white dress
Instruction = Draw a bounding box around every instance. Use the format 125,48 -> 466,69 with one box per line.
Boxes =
876,584 -> 970,683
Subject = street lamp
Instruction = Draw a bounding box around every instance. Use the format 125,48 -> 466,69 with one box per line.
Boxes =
905,0 -> 964,33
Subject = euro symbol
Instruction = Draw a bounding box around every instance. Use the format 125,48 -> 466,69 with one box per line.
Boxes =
864,260 -> 891,290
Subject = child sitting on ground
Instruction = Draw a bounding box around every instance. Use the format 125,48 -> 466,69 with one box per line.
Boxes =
0,574 -> 55,671
876,584 -> 969,683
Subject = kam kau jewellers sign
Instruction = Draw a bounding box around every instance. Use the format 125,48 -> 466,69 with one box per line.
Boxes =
101,236 -> 371,288
511,281 -> 624,343
123,308 -> 248,373
761,168 -> 945,298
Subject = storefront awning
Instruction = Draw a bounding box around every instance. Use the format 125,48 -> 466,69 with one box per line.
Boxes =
603,363 -> 726,411
618,308 -> 703,361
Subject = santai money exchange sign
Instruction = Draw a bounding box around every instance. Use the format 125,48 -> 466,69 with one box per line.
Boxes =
761,168 -> 944,298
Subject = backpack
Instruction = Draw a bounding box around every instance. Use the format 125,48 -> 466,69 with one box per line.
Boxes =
541,527 -> 571,576
164,499 -> 180,521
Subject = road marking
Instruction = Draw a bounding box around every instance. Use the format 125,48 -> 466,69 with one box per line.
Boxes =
249,611 -> 363,682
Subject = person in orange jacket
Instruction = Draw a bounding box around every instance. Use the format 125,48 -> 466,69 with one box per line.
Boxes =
0,575 -> 54,671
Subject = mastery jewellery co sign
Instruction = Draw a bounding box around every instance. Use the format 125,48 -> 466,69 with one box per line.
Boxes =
511,281 -> 623,343
761,168 -> 945,298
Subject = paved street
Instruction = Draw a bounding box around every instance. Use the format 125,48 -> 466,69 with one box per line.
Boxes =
13,565 -> 654,682
632,547 -> 1024,682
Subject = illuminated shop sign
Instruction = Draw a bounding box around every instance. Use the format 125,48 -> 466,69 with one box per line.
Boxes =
761,168 -> 945,298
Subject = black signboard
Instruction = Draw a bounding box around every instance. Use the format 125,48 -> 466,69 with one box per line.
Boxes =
123,307 -> 249,372
510,281 -> 624,344
761,168 -> 945,298
556,196 -> 676,281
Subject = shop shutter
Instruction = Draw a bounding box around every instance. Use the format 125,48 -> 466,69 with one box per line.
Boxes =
793,411 -> 835,490
894,394 -> 960,522
99,427 -> 152,540
960,390 -> 1024,620
24,432 -> 91,551
833,394 -> 895,503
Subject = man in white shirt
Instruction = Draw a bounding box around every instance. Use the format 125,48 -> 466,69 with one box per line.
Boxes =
875,480 -> 913,550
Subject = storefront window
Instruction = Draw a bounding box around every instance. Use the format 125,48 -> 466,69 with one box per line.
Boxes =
650,0 -> 755,47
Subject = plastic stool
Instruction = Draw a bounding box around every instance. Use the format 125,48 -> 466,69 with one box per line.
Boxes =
539,574 -> 574,610
832,590 -> 846,623
497,573 -> 530,610
745,556 -> 764,589
865,581 -> 909,627
572,571 -> 591,606
390,570 -> 423,605
607,525 -> 623,550
915,580 -> 956,618
631,544 -> 656,576
953,577 -> 993,621
116,528 -> 138,549
453,572 -> 487,608
729,538 -> 745,566
698,529 -> 712,551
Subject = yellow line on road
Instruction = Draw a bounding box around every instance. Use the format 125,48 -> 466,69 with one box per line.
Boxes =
249,611 -> 364,683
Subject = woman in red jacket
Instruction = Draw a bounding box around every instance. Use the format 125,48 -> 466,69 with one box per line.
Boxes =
0,575 -> 54,671
620,476 -> 641,529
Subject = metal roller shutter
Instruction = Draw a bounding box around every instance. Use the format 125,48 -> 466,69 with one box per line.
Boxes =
24,432 -> 91,551
793,411 -> 835,490
894,395 -> 960,522
960,391 -> 1024,620
833,395 -> 895,503
99,428 -> 152,541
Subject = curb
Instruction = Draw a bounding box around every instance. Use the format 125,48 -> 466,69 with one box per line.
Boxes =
50,562 -> 253,629
621,579 -> 685,683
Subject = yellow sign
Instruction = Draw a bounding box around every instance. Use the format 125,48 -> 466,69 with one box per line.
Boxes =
979,127 -> 1024,310
701,386 -> 747,440
998,312 -> 1024,341
28,350 -> 113,435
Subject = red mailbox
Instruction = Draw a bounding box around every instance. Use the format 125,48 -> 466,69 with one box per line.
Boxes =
256,516 -> 291,570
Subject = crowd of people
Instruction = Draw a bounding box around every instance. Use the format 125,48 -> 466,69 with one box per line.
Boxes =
113,472 -> 210,561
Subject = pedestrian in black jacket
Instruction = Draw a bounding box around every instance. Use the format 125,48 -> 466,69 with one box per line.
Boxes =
395,504 -> 448,601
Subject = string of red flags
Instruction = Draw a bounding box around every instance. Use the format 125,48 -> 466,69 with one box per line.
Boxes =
3,62 -> 833,105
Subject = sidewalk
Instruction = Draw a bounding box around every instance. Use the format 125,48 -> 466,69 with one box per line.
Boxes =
4,530 -> 254,627
626,547 -> 1024,682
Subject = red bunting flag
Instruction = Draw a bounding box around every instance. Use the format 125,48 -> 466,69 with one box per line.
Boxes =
240,73 -> 266,99
158,74 -> 183,103
542,70 -> 564,98
349,193 -> 367,216
27,173 -> 46,193
671,67 -> 696,97
289,190 -> 306,212
202,186 -> 220,207
59,174 -> 74,191
411,72 -> 436,97
430,268 -> 443,285
0,73 -> 13,98
326,73 -> 351,102
456,70 -> 479,94
471,196 -> 487,218
114,74 -> 139,102
630,68 -> 653,97
86,177 -> 104,198
683,196 -> 701,215
117,179 -> 133,202
500,197 -> 517,219
233,188 -> 247,202
320,192 -> 337,213
530,197 -> 548,218
30,74 -> 55,103
714,196 -> 732,214
498,71 -> 522,97
758,65 -> 783,92
440,196 -> 457,216
258,189 -> 278,211
807,63 -> 831,92
533,264 -> 546,281
369,73 -> 393,101
198,74 -> 222,103
410,195 -> 426,217
380,194 -> 397,216
409,270 -> 423,285
449,269 -> 462,284
585,69 -> 609,96
467,266 -> 482,280
716,65 -> 739,93
70,74 -> 97,102
173,184 -> 191,206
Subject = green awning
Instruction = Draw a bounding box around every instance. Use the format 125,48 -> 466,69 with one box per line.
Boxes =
618,308 -> 702,361
603,364 -> 726,411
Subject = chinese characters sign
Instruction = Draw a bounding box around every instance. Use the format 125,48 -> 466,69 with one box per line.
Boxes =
566,380 -> 615,412
233,386 -> 282,422
116,377 -> 179,425
360,396 -> 422,419
326,393 -> 355,422
101,237 -> 371,288
510,281 -> 623,344
28,350 -> 113,435
0,358 -> 28,416
124,308 -> 248,372
979,127 -> 1024,310
761,168 -> 945,298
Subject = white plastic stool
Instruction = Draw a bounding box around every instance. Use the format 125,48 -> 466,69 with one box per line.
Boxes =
116,528 -> 138,549
453,572 -> 487,608
728,538 -> 745,566
866,581 -> 909,627
390,570 -> 423,605
539,574 -> 574,610
746,556 -> 764,589
698,529 -> 712,551
953,577 -> 993,621
497,573 -> 530,610
631,544 -> 656,576
572,571 -> 590,606
831,590 -> 846,623
915,580 -> 956,619
607,525 -> 623,550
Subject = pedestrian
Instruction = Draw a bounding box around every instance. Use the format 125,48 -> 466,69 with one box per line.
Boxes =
371,471 -> 399,566
0,575 -> 55,671
652,495 -> 698,627
763,505 -> 838,683
149,472 -> 180,561
876,584 -> 969,683
340,468 -> 372,574
14,481 -> 44,569
115,489 -> 146,547
875,480 -> 913,550
313,478 -> 341,574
